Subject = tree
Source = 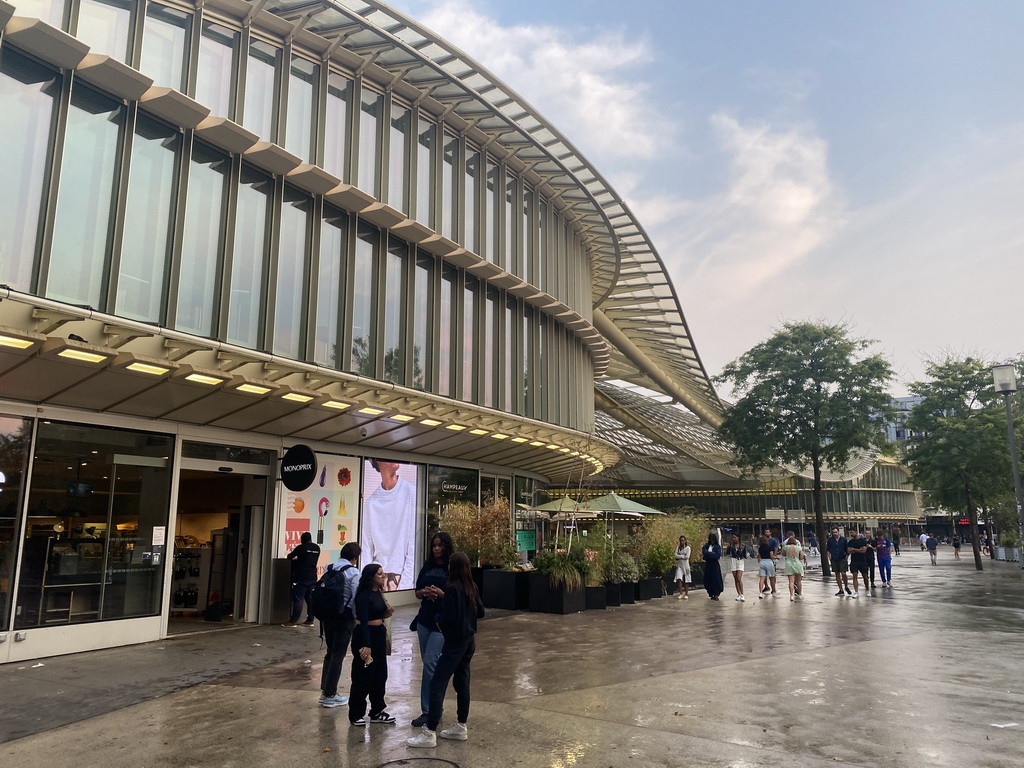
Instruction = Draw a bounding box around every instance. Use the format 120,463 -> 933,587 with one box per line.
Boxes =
904,356 -> 1011,570
715,322 -> 894,579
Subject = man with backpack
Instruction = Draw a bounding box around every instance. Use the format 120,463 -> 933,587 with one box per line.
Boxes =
317,542 -> 361,708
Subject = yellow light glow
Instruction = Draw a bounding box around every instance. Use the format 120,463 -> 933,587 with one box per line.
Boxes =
236,383 -> 272,395
420,418 -> 443,427
469,428 -> 489,435
390,413 -> 416,421
282,393 -> 314,403
570,451 -> 580,456
125,362 -> 170,376
0,334 -> 35,350
357,406 -> 386,415
322,400 -> 352,410
511,437 -> 529,443
546,444 -> 560,450
58,348 -> 109,364
529,441 -> 544,447
446,424 -> 467,431
559,447 -> 570,453
490,433 -> 509,440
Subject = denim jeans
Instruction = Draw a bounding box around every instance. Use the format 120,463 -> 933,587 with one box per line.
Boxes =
417,623 -> 445,715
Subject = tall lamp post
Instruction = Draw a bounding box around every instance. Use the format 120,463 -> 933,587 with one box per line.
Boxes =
992,364 -> 1024,568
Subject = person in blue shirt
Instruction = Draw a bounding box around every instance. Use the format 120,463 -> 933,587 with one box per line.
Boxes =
826,528 -> 851,597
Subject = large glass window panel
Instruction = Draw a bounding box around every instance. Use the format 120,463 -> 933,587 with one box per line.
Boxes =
463,149 -> 479,252
75,0 -> 132,62
226,165 -> 272,348
482,286 -> 497,408
323,73 -> 350,179
176,143 -> 229,336
0,49 -> 58,293
242,39 -> 279,141
315,207 -> 347,367
285,56 -> 317,162
537,200 -> 548,294
438,265 -> 456,396
461,275 -> 477,402
522,187 -> 533,285
357,89 -> 382,196
273,187 -> 311,359
116,114 -> 179,322
387,104 -> 410,212
441,132 -> 456,239
484,162 -> 498,264
505,174 -> 516,275
0,415 -> 32,630
504,296 -> 515,413
416,120 -> 435,227
412,251 -> 431,390
349,223 -> 378,375
383,237 -> 407,383
195,22 -> 237,119
523,305 -> 533,417
537,312 -> 547,421
16,0 -> 65,27
140,3 -> 189,90
14,421 -> 173,629
46,86 -> 123,308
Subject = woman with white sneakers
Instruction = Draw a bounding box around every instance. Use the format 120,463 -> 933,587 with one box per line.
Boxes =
673,535 -> 691,599
725,534 -> 747,601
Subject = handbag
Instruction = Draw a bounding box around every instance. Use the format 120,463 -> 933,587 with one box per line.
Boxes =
383,597 -> 393,655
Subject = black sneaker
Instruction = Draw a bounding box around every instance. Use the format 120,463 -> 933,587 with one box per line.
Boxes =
350,718 -> 366,727
835,590 -> 844,596
845,588 -> 852,596
411,714 -> 429,727
369,712 -> 396,724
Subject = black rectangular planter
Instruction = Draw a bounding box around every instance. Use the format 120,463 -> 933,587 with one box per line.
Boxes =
482,569 -> 530,610
619,581 -> 636,604
584,586 -> 607,610
528,571 -> 585,614
663,571 -> 677,595
605,582 -> 622,606
638,577 -> 663,600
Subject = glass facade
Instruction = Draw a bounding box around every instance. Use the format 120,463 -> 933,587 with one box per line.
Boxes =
0,3 -> 597,432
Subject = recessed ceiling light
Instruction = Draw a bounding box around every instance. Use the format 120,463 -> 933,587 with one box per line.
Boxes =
58,348 -> 109,364
469,428 -> 489,435
235,383 -> 272,395
357,406 -> 386,416
559,447 -> 570,453
322,400 -> 352,410
125,361 -> 171,376
446,424 -> 467,431
390,413 -> 416,421
420,418 -> 443,427
529,441 -> 544,447
185,373 -> 225,386
511,437 -> 529,443
282,392 -> 314,403
0,334 -> 36,349
545,444 -> 559,450
490,433 -> 509,440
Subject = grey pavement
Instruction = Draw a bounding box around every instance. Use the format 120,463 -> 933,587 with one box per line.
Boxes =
2,548 -> 1023,767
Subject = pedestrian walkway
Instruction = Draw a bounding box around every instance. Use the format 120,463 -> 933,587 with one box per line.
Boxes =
2,549 -> 1023,767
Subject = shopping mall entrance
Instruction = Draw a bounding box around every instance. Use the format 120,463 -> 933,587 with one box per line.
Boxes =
168,449 -> 272,635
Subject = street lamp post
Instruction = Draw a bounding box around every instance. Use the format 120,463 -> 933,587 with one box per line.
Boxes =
991,364 -> 1024,568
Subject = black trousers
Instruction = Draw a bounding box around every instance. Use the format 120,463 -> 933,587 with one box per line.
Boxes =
867,559 -> 876,585
289,580 -> 315,622
427,636 -> 475,731
320,614 -> 354,697
349,624 -> 389,721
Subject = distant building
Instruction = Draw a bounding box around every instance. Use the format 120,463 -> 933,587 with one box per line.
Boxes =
887,396 -> 924,444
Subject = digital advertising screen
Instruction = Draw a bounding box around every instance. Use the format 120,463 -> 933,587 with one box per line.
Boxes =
361,459 -> 421,592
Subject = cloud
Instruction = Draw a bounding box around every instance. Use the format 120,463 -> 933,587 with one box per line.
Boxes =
392,0 -> 674,161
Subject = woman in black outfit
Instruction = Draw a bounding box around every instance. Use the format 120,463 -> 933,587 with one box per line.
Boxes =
407,551 -> 485,748
348,563 -> 396,726
702,533 -> 724,600
410,532 -> 454,726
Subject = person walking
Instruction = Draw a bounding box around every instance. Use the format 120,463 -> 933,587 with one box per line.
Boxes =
760,529 -> 780,593
283,531 -> 321,627
410,532 -> 453,726
892,531 -> 901,556
348,563 -> 397,726
807,531 -> 819,558
952,533 -> 962,560
875,533 -> 893,587
319,542 -> 360,708
847,531 -> 868,598
673,535 -> 691,600
782,536 -> 806,601
756,534 -> 778,599
701,533 -> 724,600
725,534 -> 747,602
864,532 -> 877,590
926,533 -> 939,565
919,532 -> 928,551
407,552 -> 485,748
826,528 -> 851,597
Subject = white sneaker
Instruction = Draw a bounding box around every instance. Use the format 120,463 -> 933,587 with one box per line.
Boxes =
407,726 -> 437,748
790,595 -> 794,601
735,595 -> 742,601
771,592 -> 778,597
439,722 -> 468,741
676,593 -> 683,600
682,594 -> 688,599
851,592 -> 859,599
739,595 -> 745,602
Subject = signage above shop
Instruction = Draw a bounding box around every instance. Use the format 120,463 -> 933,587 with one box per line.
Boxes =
281,444 -> 317,491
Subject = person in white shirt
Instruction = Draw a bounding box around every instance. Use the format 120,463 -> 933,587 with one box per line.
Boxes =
363,460 -> 418,591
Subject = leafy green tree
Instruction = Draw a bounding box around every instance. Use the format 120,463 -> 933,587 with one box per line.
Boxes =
904,356 -> 1011,570
715,322 -> 894,578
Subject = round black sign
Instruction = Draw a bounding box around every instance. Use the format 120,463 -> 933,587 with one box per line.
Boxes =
281,444 -> 317,491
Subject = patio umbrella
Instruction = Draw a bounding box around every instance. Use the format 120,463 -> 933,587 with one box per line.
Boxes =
586,492 -> 664,515
531,496 -> 589,549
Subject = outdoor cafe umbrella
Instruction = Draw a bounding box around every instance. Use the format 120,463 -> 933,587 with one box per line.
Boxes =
585,492 -> 664,561
530,496 -> 590,549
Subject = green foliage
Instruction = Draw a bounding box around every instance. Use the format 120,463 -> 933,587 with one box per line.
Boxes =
533,548 -> 585,591
438,497 -> 514,567
904,356 -> 1010,526
603,550 -> 639,583
628,512 -> 712,575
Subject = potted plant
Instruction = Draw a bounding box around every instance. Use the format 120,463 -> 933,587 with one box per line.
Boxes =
640,539 -> 674,599
584,547 -> 607,610
606,550 -> 639,605
529,545 -> 586,614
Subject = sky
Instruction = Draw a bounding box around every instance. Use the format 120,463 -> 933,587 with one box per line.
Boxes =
388,0 -> 1024,397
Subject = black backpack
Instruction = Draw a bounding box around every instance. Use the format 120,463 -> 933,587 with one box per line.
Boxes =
309,563 -> 355,622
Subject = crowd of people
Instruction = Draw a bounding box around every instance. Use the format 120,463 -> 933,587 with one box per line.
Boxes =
670,527 -> 923,602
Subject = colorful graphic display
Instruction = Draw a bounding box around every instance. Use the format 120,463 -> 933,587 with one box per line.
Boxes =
281,453 -> 361,576
361,460 -> 420,592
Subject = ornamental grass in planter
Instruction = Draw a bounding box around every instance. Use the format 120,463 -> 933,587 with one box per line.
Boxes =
604,550 -> 638,605
530,546 -> 587,614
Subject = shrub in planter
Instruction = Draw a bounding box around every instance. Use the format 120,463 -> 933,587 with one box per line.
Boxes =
530,548 -> 587,614
604,551 -> 638,605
